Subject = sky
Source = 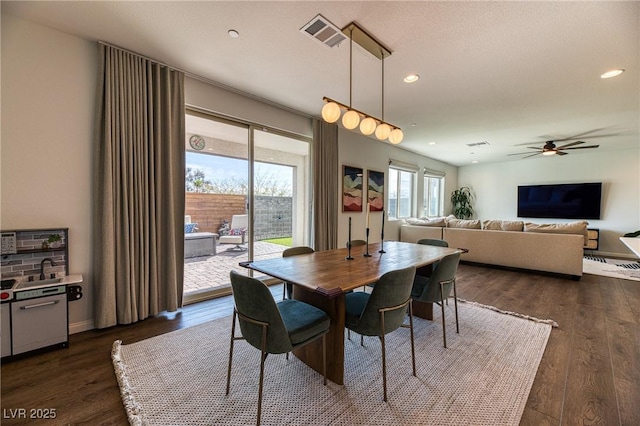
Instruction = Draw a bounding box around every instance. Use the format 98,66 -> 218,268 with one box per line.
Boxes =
186,152 -> 293,188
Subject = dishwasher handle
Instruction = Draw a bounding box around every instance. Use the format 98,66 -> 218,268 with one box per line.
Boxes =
19,300 -> 59,310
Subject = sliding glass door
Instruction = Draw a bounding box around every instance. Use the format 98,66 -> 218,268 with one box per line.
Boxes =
183,110 -> 310,302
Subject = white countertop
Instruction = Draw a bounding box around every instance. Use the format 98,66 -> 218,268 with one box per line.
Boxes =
13,273 -> 83,292
619,237 -> 640,258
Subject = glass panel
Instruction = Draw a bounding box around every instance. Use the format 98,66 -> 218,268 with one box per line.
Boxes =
252,129 -> 310,266
184,113 -> 249,300
388,169 -> 399,219
423,176 -> 443,217
398,170 -> 414,218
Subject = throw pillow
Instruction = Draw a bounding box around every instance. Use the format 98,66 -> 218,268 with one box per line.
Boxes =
405,217 -> 446,227
229,227 -> 246,236
482,220 -> 524,231
184,223 -> 198,234
447,218 -> 481,229
523,221 -> 588,245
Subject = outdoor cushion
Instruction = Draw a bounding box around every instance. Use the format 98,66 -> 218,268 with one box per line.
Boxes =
184,223 -> 198,233
229,227 -> 246,235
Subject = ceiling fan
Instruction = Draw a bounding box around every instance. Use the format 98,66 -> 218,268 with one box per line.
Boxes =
509,140 -> 600,159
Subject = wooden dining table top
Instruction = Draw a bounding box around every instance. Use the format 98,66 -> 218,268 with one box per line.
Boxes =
242,241 -> 459,298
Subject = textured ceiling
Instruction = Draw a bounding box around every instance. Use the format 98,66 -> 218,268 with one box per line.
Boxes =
3,1 -> 638,166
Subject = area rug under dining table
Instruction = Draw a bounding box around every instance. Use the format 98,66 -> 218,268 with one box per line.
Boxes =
112,300 -> 555,425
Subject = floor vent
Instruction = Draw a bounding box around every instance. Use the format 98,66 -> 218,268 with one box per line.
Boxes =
300,14 -> 346,48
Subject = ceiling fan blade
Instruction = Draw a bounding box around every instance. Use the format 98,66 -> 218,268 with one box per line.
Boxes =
508,151 -> 537,156
556,141 -> 584,149
556,151 -> 568,156
522,152 -> 541,159
562,145 -> 599,150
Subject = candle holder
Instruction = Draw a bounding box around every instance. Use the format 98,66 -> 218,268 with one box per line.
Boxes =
364,228 -> 372,257
379,210 -> 386,253
346,241 -> 354,260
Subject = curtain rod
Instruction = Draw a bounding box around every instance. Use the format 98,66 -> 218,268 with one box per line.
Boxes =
98,41 -> 312,119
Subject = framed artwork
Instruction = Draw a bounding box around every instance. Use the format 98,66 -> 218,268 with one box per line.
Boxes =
367,170 -> 384,212
342,165 -> 363,212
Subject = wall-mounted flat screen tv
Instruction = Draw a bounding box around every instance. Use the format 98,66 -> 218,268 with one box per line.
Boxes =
517,182 -> 602,220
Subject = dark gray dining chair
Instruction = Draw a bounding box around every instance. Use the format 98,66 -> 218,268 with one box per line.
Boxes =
346,239 -> 367,248
411,252 -> 461,348
416,238 -> 449,278
226,271 -> 330,426
344,265 -> 417,402
281,246 -> 315,299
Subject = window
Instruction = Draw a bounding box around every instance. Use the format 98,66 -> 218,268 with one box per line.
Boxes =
423,175 -> 444,217
388,167 -> 415,219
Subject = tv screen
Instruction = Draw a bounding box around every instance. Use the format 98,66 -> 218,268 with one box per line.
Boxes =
517,182 -> 602,220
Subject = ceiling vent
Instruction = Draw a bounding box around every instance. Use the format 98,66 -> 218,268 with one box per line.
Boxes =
300,14 -> 346,48
466,141 -> 490,147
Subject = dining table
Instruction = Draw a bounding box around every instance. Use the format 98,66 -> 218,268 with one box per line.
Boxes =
241,240 -> 459,385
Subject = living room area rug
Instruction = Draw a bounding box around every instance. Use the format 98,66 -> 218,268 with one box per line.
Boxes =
112,301 -> 554,425
583,255 -> 640,281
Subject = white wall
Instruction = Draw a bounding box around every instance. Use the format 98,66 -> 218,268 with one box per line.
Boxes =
1,14 -> 97,332
458,148 -> 640,256
338,129 -> 458,245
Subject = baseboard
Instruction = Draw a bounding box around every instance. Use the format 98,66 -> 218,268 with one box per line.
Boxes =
69,319 -> 94,334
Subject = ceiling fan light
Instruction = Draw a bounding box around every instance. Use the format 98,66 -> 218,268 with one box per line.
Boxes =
359,117 -> 377,135
342,110 -> 360,130
601,69 -> 624,79
375,123 -> 391,140
388,128 -> 404,144
322,102 -> 341,123
542,150 -> 556,156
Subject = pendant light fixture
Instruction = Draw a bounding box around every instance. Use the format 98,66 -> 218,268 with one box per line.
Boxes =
321,22 -> 403,144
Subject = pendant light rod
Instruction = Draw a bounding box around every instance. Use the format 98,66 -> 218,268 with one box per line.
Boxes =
322,97 -> 401,131
381,51 -> 385,121
349,27 -> 353,108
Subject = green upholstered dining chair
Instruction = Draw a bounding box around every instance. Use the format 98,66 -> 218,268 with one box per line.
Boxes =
344,265 -> 417,402
281,246 -> 315,300
415,238 -> 449,278
226,271 -> 330,426
346,239 -> 367,248
416,238 -> 449,247
411,252 -> 461,348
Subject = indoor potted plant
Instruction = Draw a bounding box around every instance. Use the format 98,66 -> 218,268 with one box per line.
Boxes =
47,233 -> 62,249
451,187 -> 474,219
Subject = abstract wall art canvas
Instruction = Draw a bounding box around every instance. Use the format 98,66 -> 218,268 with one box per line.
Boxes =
342,165 -> 363,212
367,170 -> 384,211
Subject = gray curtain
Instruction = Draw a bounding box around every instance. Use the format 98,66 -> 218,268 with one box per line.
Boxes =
312,119 -> 338,251
94,44 -> 185,328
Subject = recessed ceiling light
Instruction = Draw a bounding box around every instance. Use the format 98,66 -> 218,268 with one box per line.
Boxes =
472,160 -> 478,164
601,69 -> 624,79
428,142 -> 436,145
228,29 -> 240,39
403,74 -> 420,83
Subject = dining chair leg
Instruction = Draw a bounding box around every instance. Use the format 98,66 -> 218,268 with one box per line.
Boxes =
361,334 -> 364,346
257,325 -> 268,426
322,334 -> 327,386
347,329 -> 351,340
440,283 -> 447,348
453,280 -> 460,334
380,310 -> 388,402
408,301 -> 416,377
225,310 -> 237,395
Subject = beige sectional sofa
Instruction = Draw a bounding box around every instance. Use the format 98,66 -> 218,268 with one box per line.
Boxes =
400,218 -> 586,279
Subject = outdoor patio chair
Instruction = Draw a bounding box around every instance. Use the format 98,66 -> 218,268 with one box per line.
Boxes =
219,214 -> 248,251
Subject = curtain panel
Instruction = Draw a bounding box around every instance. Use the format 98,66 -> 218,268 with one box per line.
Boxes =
94,44 -> 185,328
312,119 -> 338,251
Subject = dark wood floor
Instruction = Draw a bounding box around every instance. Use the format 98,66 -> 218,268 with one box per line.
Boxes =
1,264 -> 638,425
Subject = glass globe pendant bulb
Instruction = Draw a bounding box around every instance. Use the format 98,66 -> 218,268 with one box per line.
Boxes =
342,110 -> 360,130
375,123 -> 391,140
359,117 -> 377,135
388,128 -> 404,144
321,102 -> 341,123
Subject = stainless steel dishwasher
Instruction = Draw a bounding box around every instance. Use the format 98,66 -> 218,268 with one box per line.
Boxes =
11,285 -> 68,355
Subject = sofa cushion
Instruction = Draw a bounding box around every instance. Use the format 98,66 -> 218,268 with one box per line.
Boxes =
446,218 -> 481,229
405,217 -> 446,227
483,220 -> 524,232
524,221 -> 588,245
